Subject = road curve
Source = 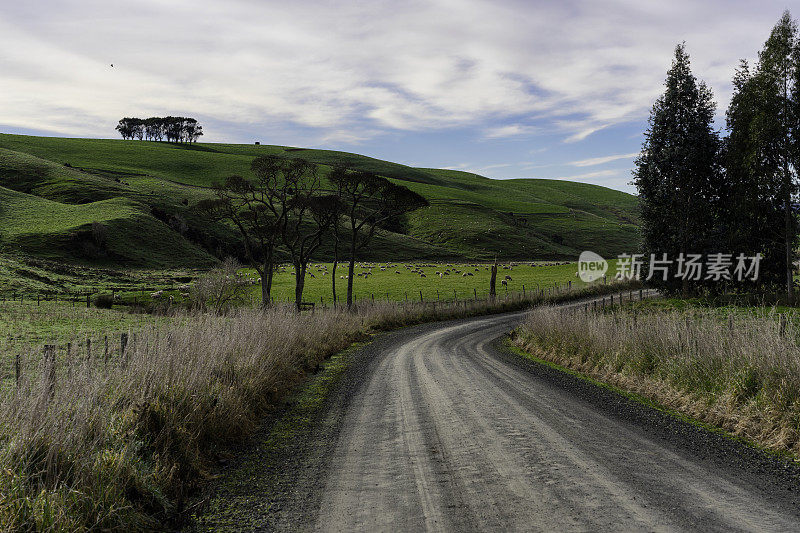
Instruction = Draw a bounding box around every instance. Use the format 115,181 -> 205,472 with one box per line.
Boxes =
197,305 -> 800,532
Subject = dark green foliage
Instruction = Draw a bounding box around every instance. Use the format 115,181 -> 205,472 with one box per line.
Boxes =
116,117 -> 203,143
723,11 -> 800,296
93,293 -> 114,309
328,166 -> 428,307
634,43 -> 722,295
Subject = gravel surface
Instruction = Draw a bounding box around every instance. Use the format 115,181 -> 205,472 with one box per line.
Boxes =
192,302 -> 800,532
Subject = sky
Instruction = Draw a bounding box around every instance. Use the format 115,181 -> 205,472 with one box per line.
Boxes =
0,0 -> 795,193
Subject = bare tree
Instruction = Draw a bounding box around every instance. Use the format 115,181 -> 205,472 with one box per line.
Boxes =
328,166 -> 428,308
199,155 -> 290,306
279,160 -> 341,310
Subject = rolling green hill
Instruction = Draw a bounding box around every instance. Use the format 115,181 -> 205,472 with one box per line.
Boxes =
0,133 -> 640,269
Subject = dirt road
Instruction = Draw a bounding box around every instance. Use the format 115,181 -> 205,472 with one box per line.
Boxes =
197,306 -> 800,532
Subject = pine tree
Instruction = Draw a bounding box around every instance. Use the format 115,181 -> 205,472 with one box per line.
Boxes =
723,61 -> 785,289
634,43 -> 722,295
723,12 -> 800,298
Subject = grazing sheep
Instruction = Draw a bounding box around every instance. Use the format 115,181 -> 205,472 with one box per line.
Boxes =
467,272 -> 473,276
395,271 -> 401,274
420,273 -> 426,278
151,290 -> 163,299
505,275 -> 512,281
462,273 -> 468,277
501,280 -> 508,287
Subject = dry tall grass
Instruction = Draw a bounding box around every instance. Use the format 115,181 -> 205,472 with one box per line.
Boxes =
513,305 -> 800,456
0,282 -> 633,531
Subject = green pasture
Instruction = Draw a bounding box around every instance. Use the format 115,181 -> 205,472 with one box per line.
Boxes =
0,300 -> 173,384
0,133 -> 641,270
250,260 -> 619,304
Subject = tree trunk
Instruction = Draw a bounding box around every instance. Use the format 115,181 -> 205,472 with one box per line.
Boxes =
261,255 -> 274,307
785,192 -> 793,301
332,235 -> 339,304
294,261 -> 306,312
346,238 -> 356,309
681,245 -> 688,298
489,261 -> 497,299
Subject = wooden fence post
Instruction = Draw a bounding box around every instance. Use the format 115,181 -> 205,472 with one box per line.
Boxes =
474,288 -> 477,300
44,344 -> 56,398
104,335 -> 109,365
15,354 -> 21,388
419,290 -> 423,302
780,314 -> 787,337
86,338 -> 92,361
66,342 -> 73,380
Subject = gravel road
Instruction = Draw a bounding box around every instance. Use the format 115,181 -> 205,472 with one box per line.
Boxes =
197,303 -> 800,532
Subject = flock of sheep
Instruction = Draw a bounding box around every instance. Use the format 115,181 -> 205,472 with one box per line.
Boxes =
280,261 -> 573,285
148,260 -> 575,301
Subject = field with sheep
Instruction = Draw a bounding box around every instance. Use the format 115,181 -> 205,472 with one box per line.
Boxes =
249,260 -> 620,304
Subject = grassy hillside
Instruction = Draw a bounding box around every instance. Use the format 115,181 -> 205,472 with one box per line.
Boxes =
0,133 -> 640,271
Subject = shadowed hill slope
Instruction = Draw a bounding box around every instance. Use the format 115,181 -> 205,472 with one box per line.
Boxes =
0,133 -> 639,267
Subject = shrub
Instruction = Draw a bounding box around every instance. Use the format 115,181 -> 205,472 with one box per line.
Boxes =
93,293 -> 114,309
91,221 -> 107,249
190,258 -> 251,313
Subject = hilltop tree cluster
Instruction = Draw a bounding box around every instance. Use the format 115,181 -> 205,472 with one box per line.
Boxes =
635,11 -> 800,298
200,156 -> 428,310
115,117 -> 203,143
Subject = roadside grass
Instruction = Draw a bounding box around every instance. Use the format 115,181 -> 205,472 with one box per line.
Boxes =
0,300 -> 175,387
0,281 -> 634,531
512,304 -> 800,457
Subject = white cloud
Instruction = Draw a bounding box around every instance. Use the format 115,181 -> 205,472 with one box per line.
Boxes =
483,124 -> 536,139
558,169 -> 619,181
0,0 -> 790,146
568,152 -> 640,167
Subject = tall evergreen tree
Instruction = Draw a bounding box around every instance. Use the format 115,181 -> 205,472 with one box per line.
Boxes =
730,11 -> 800,298
723,60 -> 786,290
634,43 -> 722,295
